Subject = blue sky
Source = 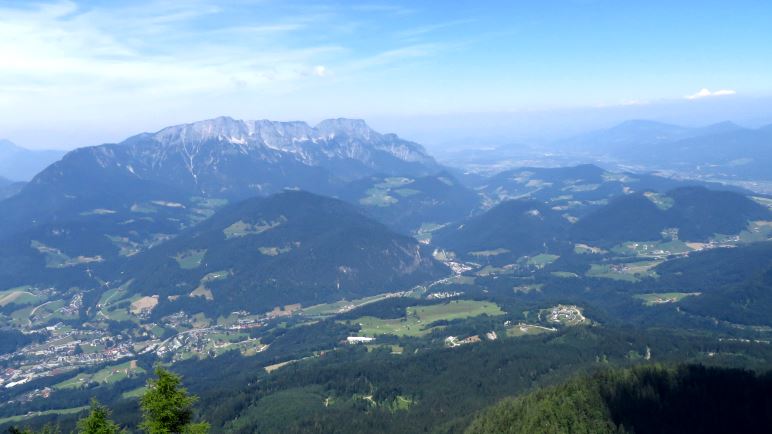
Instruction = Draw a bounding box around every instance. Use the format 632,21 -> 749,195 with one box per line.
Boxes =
1,0 -> 771,149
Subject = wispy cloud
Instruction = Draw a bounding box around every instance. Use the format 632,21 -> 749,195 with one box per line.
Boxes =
395,19 -> 475,40
685,88 -> 737,100
0,0 -> 341,98
349,4 -> 415,15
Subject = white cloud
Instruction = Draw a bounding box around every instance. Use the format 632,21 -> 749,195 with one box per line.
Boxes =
0,1 -> 466,148
313,65 -> 328,77
685,88 -> 737,100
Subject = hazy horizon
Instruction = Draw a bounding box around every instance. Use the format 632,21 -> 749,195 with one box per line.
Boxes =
2,0 -> 772,150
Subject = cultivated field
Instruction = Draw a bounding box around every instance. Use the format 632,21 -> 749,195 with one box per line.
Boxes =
351,300 -> 504,337
634,292 -> 701,306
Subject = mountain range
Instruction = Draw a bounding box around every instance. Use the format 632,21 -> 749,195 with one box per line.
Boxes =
0,117 -> 439,240
69,116 -> 438,198
555,120 -> 772,180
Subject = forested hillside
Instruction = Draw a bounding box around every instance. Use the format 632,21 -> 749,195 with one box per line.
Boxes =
466,365 -> 772,434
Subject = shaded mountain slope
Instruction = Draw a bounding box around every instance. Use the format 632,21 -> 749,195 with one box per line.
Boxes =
572,187 -> 771,246
120,191 -> 447,314
467,364 -> 772,434
337,172 -> 481,233
432,199 -> 571,262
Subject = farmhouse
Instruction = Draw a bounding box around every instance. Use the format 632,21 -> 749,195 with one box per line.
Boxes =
346,336 -> 375,344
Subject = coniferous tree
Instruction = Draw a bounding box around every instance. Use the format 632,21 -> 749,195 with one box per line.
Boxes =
77,399 -> 122,434
139,367 -> 209,434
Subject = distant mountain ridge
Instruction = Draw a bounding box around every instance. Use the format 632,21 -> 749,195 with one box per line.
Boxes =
98,116 -> 439,196
0,139 -> 65,181
555,120 -> 772,180
555,119 -> 747,153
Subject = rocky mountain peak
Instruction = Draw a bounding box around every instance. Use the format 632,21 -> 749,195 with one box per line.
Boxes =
315,118 -> 375,139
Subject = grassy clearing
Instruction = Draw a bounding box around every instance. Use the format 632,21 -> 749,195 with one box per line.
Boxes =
302,293 -> 399,318
643,191 -> 674,210
734,220 -> 772,243
130,202 -> 158,214
634,292 -> 701,306
0,406 -> 88,425
574,243 -> 605,255
130,296 -> 159,314
350,300 -> 504,337
189,270 -> 231,300
80,208 -> 117,216
527,254 -> 560,267
0,287 -> 40,307
28,299 -> 78,325
551,271 -> 579,279
55,361 -> 145,390
505,323 -> 556,337
174,249 -> 206,269
30,240 -> 103,268
612,240 -> 691,257
223,217 -> 285,239
360,177 -> 415,207
360,189 -> 398,207
469,248 -> 510,258
105,235 -> 142,257
586,260 -> 660,282
189,197 -> 229,222
563,183 -> 600,192
413,222 -> 448,242
394,188 -> 420,197
513,283 -> 543,294
752,196 -> 772,210
476,265 -> 511,277
121,386 -> 147,399
258,246 -> 292,256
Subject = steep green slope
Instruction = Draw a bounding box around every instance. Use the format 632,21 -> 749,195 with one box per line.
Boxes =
651,241 -> 772,326
121,191 -> 447,314
467,365 -> 772,434
337,172 -> 481,234
572,187 -> 771,246
431,199 -> 571,263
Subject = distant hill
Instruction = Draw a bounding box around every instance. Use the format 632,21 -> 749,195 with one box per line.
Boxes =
432,199 -> 571,263
466,365 -> 772,434
120,191 -> 447,315
554,121 -> 772,180
478,164 -> 747,217
572,187 -> 771,246
555,119 -> 745,154
336,172 -> 481,233
0,180 -> 25,200
0,139 -> 65,181
642,127 -> 772,180
555,120 -> 699,153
